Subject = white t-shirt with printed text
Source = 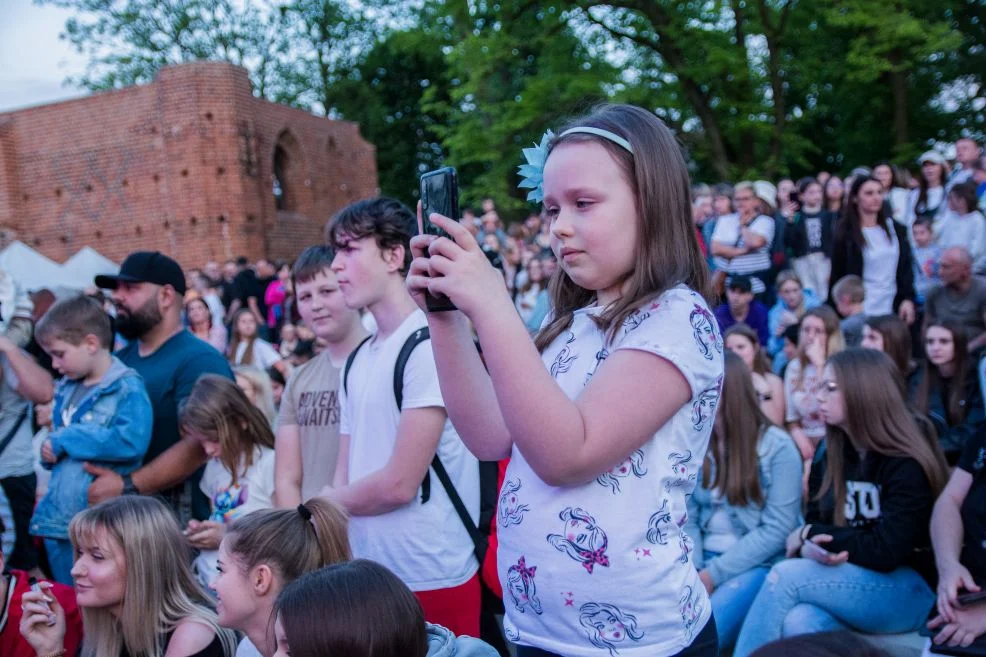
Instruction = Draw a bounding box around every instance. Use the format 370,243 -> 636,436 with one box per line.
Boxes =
340,309 -> 479,592
498,286 -> 723,657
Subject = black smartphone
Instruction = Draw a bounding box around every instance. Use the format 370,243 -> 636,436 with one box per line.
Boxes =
958,590 -> 986,606
419,167 -> 459,312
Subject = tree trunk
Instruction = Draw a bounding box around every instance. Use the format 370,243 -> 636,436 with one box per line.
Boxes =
888,50 -> 909,151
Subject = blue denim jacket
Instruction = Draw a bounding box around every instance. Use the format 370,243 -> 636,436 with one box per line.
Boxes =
30,357 -> 153,539
685,426 -> 803,586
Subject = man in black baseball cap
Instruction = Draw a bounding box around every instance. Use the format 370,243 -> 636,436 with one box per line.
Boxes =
713,274 -> 770,345
90,250 -> 232,524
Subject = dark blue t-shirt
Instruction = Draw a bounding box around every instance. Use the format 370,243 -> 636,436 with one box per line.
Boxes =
116,330 -> 233,518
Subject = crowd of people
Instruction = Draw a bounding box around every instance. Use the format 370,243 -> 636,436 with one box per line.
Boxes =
0,104 -> 985,657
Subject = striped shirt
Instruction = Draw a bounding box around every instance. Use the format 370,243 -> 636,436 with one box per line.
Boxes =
711,213 -> 776,293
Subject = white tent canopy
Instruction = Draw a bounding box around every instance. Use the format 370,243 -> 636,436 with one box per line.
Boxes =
62,246 -> 119,286
0,242 -> 119,294
0,241 -> 72,292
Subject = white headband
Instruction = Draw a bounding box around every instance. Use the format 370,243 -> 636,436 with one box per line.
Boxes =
559,127 -> 634,154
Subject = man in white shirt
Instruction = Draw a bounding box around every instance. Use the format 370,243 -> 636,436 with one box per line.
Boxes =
949,138 -> 983,190
322,197 -> 481,637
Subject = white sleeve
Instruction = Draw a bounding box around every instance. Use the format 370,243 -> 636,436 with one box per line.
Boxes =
399,340 -> 446,410
711,215 -> 733,244
784,360 -> 801,424
611,288 -> 723,399
751,215 -> 776,244
255,341 -> 281,369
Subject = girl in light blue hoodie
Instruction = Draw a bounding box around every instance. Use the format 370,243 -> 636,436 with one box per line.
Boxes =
685,352 -> 803,650
272,560 -> 498,657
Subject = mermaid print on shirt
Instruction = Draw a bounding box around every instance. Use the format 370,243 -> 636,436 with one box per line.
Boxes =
579,602 -> 645,657
596,449 -> 647,494
645,499 -> 672,545
550,332 -> 578,378
689,304 -> 722,360
498,478 -> 531,527
665,451 -> 697,493
506,556 -> 543,614
546,507 -> 610,573
691,375 -> 723,431
678,585 -> 706,643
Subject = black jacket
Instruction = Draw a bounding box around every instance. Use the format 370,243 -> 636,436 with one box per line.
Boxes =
910,365 -> 986,464
828,219 -> 915,311
807,439 -> 937,585
786,210 -> 835,259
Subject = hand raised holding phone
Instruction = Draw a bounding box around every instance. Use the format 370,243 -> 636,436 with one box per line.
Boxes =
409,170 -> 511,321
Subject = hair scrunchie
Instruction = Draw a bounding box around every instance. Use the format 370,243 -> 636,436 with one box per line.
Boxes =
297,503 -> 313,522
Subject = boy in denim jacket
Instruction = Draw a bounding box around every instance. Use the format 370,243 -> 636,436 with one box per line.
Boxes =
29,296 -> 152,584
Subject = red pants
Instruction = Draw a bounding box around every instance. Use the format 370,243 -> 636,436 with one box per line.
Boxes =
414,573 -> 481,637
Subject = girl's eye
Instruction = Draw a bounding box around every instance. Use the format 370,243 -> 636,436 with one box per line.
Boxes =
576,200 -> 593,209
544,206 -> 560,219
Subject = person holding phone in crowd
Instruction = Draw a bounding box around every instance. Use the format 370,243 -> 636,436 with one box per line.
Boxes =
409,104 -> 723,656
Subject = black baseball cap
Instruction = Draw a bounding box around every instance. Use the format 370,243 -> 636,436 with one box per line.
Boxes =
95,251 -> 187,295
726,275 -> 753,293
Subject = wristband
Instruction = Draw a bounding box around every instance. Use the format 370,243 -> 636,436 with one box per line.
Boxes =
121,474 -> 139,496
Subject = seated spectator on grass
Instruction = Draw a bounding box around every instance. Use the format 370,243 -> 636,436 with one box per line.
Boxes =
768,270 -> 821,360
860,314 -> 916,389
725,325 -> 786,426
733,349 -> 949,657
715,275 -> 770,345
831,275 -> 866,348
913,321 -> 985,464
686,352 -> 802,650
924,248 -> 986,354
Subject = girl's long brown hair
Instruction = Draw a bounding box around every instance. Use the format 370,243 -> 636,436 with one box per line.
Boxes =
916,320 -> 971,425
534,104 -> 711,352
179,374 -> 275,487
724,324 -> 771,376
228,308 -> 259,365
819,349 -> 948,525
704,352 -> 771,506
864,314 -> 912,380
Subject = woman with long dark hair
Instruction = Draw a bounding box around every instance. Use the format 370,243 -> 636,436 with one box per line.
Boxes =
725,325 -> 785,425
829,175 -> 916,324
860,314 -> 915,387
906,151 -> 949,227
733,349 -> 949,656
914,321 -> 985,464
686,352 -> 802,650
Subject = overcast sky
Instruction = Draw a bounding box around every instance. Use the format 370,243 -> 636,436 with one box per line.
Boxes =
0,0 -> 88,113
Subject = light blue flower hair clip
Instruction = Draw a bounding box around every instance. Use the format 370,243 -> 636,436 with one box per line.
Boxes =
517,127 -> 634,203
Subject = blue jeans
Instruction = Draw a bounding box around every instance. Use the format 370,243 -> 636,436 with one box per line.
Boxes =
44,538 -> 74,585
732,558 -> 935,657
709,565 -> 769,649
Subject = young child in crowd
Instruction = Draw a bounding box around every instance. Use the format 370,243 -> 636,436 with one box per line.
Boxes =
272,560 -> 498,657
937,181 -> 986,274
0,516 -> 84,657
912,216 -> 942,306
179,374 -> 276,587
277,323 -> 298,359
831,275 -> 866,348
30,295 -> 153,584
228,309 -> 287,376
214,499 -> 351,657
410,104 -> 723,656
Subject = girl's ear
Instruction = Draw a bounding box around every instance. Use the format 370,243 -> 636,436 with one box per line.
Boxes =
252,563 -> 275,597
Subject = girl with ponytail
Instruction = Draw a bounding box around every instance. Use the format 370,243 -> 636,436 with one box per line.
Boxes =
210,498 -> 351,657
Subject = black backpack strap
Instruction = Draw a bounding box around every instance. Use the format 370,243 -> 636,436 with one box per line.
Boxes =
391,327 -> 433,501
391,326 -> 486,562
430,453 -> 487,564
392,327 -> 431,409
342,336 -> 372,397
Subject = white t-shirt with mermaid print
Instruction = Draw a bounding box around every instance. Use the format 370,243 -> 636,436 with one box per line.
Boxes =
497,285 -> 723,657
